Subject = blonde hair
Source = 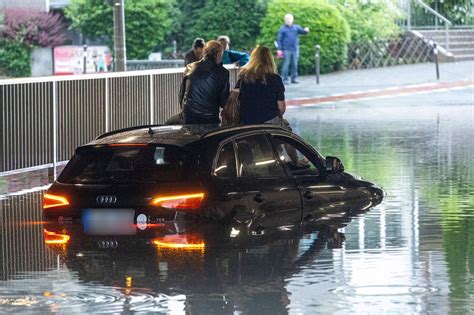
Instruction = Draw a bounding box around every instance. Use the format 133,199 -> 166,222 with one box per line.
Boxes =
239,46 -> 277,84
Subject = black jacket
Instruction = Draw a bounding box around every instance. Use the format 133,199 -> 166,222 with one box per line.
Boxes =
179,58 -> 230,119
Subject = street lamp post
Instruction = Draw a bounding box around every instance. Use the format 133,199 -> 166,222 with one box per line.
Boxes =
112,0 -> 126,71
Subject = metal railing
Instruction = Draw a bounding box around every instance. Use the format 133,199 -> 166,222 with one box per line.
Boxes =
0,66 -> 239,174
127,60 -> 185,71
401,0 -> 453,49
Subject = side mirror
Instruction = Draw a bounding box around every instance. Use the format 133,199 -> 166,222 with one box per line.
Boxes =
325,156 -> 344,173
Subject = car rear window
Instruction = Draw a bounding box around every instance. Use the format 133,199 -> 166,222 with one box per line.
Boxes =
58,145 -> 196,184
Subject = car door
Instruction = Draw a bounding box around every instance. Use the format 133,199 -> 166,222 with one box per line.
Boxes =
235,133 -> 302,231
269,134 -> 350,221
209,141 -> 247,222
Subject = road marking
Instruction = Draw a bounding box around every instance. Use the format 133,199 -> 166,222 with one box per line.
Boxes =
287,80 -> 474,107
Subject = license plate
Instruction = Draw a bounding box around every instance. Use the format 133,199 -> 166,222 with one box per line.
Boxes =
82,209 -> 136,236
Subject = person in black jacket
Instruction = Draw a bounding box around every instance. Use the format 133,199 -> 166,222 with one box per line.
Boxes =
167,40 -> 230,124
184,38 -> 205,66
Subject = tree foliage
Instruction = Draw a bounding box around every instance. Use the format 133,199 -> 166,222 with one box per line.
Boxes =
336,0 -> 401,43
0,9 -> 66,77
66,0 -> 175,59
182,0 -> 266,51
260,0 -> 350,74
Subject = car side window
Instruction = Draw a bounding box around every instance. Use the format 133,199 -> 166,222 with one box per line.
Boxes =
236,135 -> 286,178
272,135 -> 320,177
214,142 -> 237,178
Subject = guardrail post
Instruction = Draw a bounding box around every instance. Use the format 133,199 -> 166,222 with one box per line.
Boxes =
433,43 -> 440,80
52,81 -> 58,179
315,45 -> 320,85
445,24 -> 449,50
150,74 -> 154,124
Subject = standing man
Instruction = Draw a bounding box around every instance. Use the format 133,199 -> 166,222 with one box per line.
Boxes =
277,14 -> 309,84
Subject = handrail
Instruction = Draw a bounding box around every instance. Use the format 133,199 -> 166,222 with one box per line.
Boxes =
416,0 -> 451,26
415,0 -> 451,50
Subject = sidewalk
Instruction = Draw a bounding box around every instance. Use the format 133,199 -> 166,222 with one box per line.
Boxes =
285,61 -> 474,101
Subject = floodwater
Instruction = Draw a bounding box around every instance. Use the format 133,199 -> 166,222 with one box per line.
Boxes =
1,101 -> 473,313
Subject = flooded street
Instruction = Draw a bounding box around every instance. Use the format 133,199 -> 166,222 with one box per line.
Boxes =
1,95 -> 473,313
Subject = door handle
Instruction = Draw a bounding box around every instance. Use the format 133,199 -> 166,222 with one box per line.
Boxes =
253,193 -> 264,203
303,190 -> 313,199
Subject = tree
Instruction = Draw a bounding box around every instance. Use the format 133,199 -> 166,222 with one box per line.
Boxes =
260,0 -> 350,74
66,0 -> 175,59
183,0 -> 267,51
336,0 -> 401,43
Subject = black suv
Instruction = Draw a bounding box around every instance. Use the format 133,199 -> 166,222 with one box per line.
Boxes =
43,124 -> 383,230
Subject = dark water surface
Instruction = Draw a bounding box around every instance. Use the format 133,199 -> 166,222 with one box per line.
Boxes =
1,102 -> 473,313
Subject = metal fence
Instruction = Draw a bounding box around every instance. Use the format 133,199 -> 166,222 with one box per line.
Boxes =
0,67 -> 239,174
347,34 -> 433,69
127,60 -> 185,71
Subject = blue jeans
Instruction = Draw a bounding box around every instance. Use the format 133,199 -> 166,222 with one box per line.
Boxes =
281,49 -> 298,82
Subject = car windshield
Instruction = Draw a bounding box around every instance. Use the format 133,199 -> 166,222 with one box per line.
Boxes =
58,145 -> 195,184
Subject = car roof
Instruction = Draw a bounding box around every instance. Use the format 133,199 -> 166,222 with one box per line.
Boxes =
87,124 -> 290,148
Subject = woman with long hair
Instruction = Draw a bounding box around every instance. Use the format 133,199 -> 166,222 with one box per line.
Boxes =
167,40 -> 230,124
237,45 -> 286,125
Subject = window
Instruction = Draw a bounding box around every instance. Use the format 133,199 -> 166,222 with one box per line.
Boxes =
214,142 -> 237,178
272,136 -> 320,177
58,145 -> 195,184
236,135 -> 286,178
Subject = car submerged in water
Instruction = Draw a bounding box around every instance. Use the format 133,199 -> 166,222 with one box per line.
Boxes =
43,124 -> 384,231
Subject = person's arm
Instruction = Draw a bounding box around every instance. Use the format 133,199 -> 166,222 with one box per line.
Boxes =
277,27 -> 285,57
297,25 -> 309,35
228,50 -> 249,66
178,77 -> 186,108
276,75 -> 286,115
278,100 -> 286,116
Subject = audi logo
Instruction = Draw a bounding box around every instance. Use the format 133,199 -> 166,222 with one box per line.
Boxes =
96,195 -> 117,204
97,240 -> 119,249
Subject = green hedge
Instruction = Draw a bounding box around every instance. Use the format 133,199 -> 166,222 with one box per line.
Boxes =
259,0 -> 350,74
0,39 -> 31,77
337,0 -> 401,43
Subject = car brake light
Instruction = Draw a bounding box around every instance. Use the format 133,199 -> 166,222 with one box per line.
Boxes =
44,229 -> 70,244
43,193 -> 70,209
152,233 -> 205,251
150,193 -> 206,210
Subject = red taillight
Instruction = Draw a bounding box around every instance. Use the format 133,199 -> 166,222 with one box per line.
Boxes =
43,193 -> 70,209
150,193 -> 206,210
152,233 -> 205,251
44,229 -> 70,244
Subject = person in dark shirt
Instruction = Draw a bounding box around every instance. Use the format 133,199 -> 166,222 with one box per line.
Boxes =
237,45 -> 286,125
277,14 -> 309,84
184,38 -> 205,66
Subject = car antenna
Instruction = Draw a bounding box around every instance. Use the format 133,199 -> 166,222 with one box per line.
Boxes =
148,127 -> 154,135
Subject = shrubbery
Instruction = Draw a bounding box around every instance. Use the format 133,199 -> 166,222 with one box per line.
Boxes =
0,9 -> 66,77
66,0 -> 175,59
260,0 -> 350,74
336,0 -> 401,43
182,0 -> 266,51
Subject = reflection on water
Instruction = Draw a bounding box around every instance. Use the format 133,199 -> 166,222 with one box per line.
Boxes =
1,103 -> 473,313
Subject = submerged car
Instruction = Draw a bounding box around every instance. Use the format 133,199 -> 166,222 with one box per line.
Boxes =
43,124 -> 383,230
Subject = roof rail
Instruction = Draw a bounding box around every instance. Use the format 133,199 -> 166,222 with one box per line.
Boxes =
95,124 -> 165,140
200,124 -> 287,139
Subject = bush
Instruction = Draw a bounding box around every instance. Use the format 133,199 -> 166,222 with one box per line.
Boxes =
259,0 -> 350,74
0,38 -> 31,77
183,0 -> 266,51
66,0 -> 175,59
336,0 -> 401,43
0,9 -> 65,77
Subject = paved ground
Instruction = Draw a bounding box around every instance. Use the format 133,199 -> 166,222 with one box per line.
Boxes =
285,61 -> 474,103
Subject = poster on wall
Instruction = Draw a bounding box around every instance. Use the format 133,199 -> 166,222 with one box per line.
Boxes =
53,46 -> 113,75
